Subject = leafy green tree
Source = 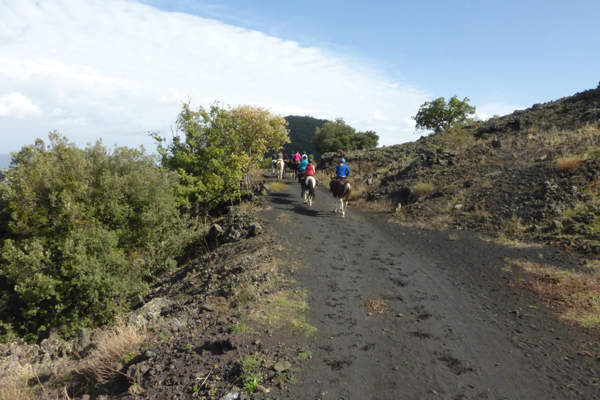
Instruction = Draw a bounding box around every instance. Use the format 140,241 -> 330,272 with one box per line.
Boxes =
152,102 -> 288,211
0,132 -> 194,341
412,96 -> 476,133
311,118 -> 378,153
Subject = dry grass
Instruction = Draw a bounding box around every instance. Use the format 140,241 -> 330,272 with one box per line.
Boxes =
269,181 -> 287,193
473,204 -> 491,218
314,170 -> 330,183
349,180 -> 366,201
430,213 -> 454,228
275,212 -> 291,223
81,322 -> 148,383
0,362 -> 73,400
448,231 -> 460,241
504,258 -> 600,328
251,289 -> 316,335
411,181 -> 434,197
230,252 -> 316,335
556,156 -> 583,172
360,299 -> 389,314
0,364 -> 36,400
440,128 -> 476,150
353,198 -> 395,213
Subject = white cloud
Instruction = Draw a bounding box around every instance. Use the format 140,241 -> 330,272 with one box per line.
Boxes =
0,93 -> 43,119
0,0 -> 429,153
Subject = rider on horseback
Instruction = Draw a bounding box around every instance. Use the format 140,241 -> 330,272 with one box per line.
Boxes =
330,158 -> 350,191
305,158 -> 316,177
298,154 -> 309,182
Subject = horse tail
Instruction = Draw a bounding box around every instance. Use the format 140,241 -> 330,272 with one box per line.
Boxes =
308,177 -> 316,198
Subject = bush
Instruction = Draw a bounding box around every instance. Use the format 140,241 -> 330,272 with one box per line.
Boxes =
0,133 -> 196,341
152,102 -> 289,212
556,156 -> 582,172
411,181 -> 434,197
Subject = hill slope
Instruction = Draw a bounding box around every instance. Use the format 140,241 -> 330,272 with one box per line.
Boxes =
318,85 -> 600,258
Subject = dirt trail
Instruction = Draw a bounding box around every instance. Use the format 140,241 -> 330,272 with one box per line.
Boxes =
260,176 -> 600,400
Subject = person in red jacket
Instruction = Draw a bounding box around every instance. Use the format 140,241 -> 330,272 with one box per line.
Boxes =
305,158 -> 315,177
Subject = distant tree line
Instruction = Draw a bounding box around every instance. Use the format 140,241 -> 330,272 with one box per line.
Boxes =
311,118 -> 379,153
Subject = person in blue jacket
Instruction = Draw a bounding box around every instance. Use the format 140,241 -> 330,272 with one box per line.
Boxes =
330,158 -> 350,190
298,154 -> 309,182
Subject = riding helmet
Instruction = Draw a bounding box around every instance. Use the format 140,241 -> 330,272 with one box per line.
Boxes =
341,158 -> 345,163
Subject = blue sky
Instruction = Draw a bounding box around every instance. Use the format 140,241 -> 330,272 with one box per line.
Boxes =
1,0 -> 599,154
144,0 -> 599,106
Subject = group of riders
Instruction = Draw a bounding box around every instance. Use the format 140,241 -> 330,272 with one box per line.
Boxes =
270,150 -> 351,192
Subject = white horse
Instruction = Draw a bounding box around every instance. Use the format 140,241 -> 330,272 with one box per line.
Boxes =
276,159 -> 284,180
270,159 -> 278,175
332,179 -> 352,218
303,176 -> 317,206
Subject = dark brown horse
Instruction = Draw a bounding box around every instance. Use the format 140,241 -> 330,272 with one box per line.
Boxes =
288,160 -> 299,177
331,179 -> 352,217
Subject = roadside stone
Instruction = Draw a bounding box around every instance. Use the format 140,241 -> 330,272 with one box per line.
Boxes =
129,295 -> 144,309
128,297 -> 172,327
209,223 -> 225,239
273,360 -> 292,372
74,328 -> 93,357
551,220 -> 563,230
221,387 -> 241,400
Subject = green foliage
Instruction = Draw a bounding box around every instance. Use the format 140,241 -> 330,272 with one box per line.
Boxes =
0,132 -> 195,341
229,323 -> 248,333
282,116 -> 329,158
412,95 -> 476,133
242,375 -> 262,394
152,102 -> 289,211
311,118 -> 378,153
123,352 -> 136,365
297,350 -> 312,361
240,354 -> 258,374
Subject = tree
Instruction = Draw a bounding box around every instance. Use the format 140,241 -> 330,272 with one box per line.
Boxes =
283,116 -> 329,158
412,96 -> 476,133
152,102 -> 289,211
0,132 -> 194,340
311,118 -> 378,153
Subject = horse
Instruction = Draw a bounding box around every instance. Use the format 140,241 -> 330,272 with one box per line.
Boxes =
303,175 -> 317,206
276,159 -> 284,180
288,160 -> 299,177
331,178 -> 352,218
270,159 -> 278,175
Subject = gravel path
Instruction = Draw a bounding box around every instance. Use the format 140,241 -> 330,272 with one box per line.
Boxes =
260,176 -> 600,400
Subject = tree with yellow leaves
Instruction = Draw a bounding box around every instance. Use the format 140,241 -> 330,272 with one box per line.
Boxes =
152,102 -> 289,212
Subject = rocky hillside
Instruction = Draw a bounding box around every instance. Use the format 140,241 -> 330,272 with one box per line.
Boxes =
0,202 -> 313,399
318,85 -> 600,258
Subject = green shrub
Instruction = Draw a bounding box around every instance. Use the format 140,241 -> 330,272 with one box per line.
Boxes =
0,132 -> 196,341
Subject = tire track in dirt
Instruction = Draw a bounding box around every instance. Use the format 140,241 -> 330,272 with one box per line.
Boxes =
260,177 -> 600,400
